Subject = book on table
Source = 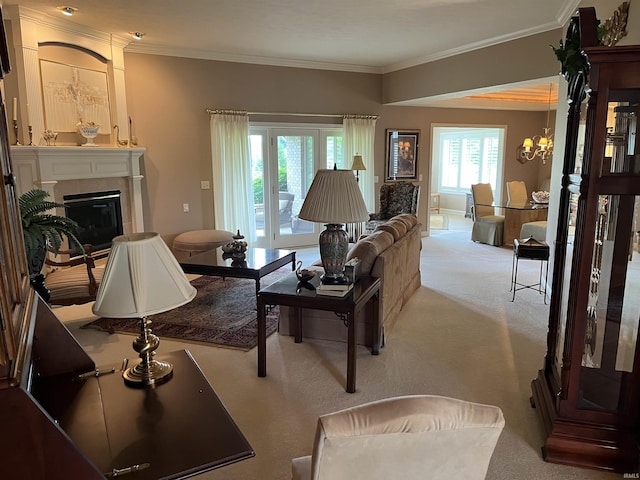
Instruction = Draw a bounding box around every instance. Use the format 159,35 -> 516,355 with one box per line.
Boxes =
316,282 -> 354,297
317,281 -> 352,291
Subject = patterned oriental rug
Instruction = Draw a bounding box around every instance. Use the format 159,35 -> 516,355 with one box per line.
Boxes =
82,271 -> 288,351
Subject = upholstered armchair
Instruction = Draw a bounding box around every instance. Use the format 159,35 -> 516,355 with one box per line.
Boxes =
291,395 -> 505,480
365,181 -> 420,234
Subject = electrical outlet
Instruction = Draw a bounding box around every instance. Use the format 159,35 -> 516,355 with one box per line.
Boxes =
419,174 -> 423,181
201,180 -> 210,190
183,203 -> 189,212
374,176 -> 379,183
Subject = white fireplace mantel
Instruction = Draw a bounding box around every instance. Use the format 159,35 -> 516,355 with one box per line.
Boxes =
10,146 -> 147,233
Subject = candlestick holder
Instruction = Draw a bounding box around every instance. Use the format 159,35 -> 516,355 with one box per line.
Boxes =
28,125 -> 33,146
12,120 -> 20,145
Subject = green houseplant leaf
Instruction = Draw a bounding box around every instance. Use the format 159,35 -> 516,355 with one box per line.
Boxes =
19,189 -> 84,276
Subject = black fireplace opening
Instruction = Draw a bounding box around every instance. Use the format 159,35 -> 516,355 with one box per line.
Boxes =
63,190 -> 123,254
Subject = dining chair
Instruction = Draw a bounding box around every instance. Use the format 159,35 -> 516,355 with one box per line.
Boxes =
291,395 -> 505,480
471,183 -> 504,246
506,180 -> 528,204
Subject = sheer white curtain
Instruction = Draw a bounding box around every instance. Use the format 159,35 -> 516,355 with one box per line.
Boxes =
210,111 -> 255,242
343,116 -> 377,212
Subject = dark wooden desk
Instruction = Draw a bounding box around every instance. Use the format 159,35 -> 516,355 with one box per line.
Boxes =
180,247 -> 296,299
33,349 -> 254,479
257,274 -> 382,393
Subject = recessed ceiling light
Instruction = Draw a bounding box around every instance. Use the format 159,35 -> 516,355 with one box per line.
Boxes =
130,32 -> 145,40
56,6 -> 78,16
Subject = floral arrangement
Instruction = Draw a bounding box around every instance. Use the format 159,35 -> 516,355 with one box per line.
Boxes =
532,191 -> 550,204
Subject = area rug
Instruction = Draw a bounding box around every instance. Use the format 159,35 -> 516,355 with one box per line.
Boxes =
81,270 -> 289,351
430,214 -> 449,230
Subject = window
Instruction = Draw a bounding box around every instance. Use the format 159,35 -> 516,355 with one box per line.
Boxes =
432,126 -> 505,195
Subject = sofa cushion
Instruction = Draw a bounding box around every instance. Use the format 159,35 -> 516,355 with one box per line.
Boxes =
395,213 -> 418,230
346,230 -> 394,275
376,218 -> 408,241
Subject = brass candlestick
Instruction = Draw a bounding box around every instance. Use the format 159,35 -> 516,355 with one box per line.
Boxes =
12,120 -> 20,145
28,125 -> 33,146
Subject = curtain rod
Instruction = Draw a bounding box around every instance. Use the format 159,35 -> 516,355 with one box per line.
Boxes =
206,109 -> 377,119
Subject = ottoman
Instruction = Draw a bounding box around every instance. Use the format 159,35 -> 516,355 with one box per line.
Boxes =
172,229 -> 234,260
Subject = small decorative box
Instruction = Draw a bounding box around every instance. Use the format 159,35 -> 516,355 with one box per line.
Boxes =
344,258 -> 361,283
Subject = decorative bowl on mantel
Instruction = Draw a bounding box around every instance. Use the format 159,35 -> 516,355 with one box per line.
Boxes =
78,123 -> 100,147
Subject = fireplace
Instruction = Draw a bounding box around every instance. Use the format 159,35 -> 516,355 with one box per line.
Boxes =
64,190 -> 124,253
10,146 -> 146,236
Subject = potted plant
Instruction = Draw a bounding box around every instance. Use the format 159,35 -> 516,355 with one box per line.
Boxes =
19,189 -> 83,296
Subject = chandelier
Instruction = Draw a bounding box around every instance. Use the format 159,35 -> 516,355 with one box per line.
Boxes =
519,84 -> 555,164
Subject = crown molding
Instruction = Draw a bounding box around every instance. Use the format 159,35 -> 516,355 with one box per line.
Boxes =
6,5 -> 115,46
123,42 -> 383,74
383,21 -> 563,74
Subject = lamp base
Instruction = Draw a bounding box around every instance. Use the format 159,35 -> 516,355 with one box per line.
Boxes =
124,316 -> 173,388
123,359 -> 173,387
319,223 -> 349,285
321,274 -> 350,285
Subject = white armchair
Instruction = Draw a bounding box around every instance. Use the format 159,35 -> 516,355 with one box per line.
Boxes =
291,395 -> 505,480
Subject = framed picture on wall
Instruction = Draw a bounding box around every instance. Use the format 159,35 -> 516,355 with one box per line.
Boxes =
385,129 -> 419,181
40,59 -> 111,133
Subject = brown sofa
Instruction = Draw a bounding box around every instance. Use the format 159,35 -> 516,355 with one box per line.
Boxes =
279,213 -> 422,347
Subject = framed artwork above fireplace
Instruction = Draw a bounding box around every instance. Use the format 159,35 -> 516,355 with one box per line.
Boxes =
40,59 -> 111,133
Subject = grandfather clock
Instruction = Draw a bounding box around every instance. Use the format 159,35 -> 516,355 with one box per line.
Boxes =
531,7 -> 640,473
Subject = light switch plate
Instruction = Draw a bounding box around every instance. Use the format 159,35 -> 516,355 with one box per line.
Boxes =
183,203 -> 189,212
201,180 -> 210,189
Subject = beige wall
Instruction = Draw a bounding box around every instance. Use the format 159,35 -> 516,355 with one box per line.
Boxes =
383,30 -> 562,104
123,54 -> 383,239
124,54 -> 553,236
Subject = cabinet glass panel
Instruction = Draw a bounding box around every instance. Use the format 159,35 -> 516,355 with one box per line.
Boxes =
555,189 -> 579,372
578,194 -> 640,411
606,95 -> 640,175
555,107 -> 588,376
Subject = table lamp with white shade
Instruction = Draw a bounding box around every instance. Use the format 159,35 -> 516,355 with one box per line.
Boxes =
298,167 -> 369,285
92,232 -> 196,387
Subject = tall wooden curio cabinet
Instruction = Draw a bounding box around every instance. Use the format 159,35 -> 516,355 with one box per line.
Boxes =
531,7 -> 640,473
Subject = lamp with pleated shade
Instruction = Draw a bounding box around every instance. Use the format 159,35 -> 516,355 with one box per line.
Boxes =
298,167 -> 369,285
92,232 -> 196,387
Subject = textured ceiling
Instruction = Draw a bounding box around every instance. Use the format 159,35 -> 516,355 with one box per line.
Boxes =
4,0 -> 580,108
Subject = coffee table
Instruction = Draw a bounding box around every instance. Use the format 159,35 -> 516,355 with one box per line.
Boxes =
257,273 -> 382,393
180,247 -> 296,299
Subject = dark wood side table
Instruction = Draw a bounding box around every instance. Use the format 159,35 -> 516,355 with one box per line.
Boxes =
257,274 -> 382,393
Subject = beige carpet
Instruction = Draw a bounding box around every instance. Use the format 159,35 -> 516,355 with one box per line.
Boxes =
57,214 -> 618,480
430,213 -> 449,230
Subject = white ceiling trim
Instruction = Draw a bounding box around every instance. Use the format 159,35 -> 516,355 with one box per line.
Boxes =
123,43 -> 383,74
382,21 -> 562,74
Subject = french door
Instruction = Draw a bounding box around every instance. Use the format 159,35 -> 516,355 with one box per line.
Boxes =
249,125 -> 344,249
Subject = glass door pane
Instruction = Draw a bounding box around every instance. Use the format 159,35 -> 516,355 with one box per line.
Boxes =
271,130 -> 318,248
250,132 -> 267,245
